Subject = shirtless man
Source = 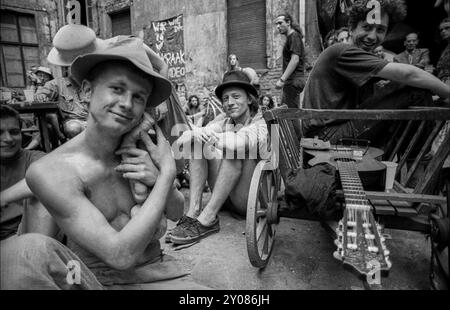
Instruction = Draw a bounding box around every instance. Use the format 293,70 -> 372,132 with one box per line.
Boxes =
0,37 -> 205,289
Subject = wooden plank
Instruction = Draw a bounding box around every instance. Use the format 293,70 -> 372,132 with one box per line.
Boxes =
37,113 -> 51,152
396,120 -> 426,184
365,191 -> 447,204
386,121 -> 408,162
378,215 -> 431,233
390,206 -> 418,217
404,121 -> 443,186
268,108 -> 450,121
9,102 -> 60,113
393,180 -> 409,193
369,199 -> 396,215
414,132 -> 450,194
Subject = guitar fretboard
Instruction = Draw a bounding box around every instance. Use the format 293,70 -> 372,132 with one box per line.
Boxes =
336,158 -> 371,211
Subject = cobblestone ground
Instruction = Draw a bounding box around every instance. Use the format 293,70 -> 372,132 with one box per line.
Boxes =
161,188 -> 432,290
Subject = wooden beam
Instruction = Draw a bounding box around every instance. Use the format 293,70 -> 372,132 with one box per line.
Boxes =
365,191 -> 447,205
267,108 -> 450,121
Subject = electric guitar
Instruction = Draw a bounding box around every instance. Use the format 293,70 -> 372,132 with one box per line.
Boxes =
303,139 -> 392,279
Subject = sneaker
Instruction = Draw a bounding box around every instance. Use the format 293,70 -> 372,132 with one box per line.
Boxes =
170,217 -> 220,245
165,215 -> 195,243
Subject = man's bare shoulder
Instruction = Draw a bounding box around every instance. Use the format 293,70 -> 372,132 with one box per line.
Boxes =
25,139 -> 93,199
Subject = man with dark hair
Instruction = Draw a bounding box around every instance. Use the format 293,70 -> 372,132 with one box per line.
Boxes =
0,105 -> 49,240
394,32 -> 430,69
1,37 -> 208,289
274,13 -> 306,108
302,0 -> 450,144
169,71 -> 269,245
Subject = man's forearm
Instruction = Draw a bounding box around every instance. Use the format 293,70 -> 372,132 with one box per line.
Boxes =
378,63 -> 450,99
1,179 -> 34,207
408,67 -> 450,98
281,55 -> 299,81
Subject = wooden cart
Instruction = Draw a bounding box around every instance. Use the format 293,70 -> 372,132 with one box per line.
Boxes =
245,107 -> 449,286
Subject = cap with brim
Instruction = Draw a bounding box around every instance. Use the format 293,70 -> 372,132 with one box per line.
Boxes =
71,36 -> 172,108
36,66 -> 53,79
215,70 -> 258,99
47,24 -> 106,66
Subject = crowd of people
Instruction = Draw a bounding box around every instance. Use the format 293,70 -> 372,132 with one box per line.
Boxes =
1,0 -> 449,290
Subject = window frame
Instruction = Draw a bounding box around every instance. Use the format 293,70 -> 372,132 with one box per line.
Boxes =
0,9 -> 39,88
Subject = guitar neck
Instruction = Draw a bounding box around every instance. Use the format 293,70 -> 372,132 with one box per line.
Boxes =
337,159 -> 370,211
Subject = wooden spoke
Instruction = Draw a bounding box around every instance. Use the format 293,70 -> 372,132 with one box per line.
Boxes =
246,161 -> 279,268
256,218 -> 268,243
256,210 -> 266,219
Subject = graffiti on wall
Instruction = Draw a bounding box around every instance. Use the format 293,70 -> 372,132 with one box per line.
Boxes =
144,14 -> 185,85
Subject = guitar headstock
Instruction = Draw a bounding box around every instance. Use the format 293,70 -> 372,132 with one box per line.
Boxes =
334,208 -> 392,279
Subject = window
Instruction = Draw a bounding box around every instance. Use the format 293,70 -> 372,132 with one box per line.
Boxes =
227,0 -> 266,69
110,9 -> 131,36
0,10 -> 39,88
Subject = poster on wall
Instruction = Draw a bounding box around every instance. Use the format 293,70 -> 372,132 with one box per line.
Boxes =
144,14 -> 186,103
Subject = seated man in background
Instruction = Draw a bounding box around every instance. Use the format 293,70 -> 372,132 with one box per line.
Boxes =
302,0 -> 450,146
169,71 -> 269,245
1,37 -> 206,290
0,105 -> 55,240
27,66 -> 54,92
394,32 -> 430,69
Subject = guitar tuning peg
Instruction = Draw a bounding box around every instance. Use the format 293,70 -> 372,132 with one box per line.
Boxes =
333,250 -> 343,261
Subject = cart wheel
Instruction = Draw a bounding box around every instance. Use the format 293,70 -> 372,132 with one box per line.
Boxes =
246,161 -> 279,268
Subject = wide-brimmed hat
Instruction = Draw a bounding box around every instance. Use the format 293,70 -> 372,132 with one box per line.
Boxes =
71,36 -> 172,108
47,24 -> 106,66
35,66 -> 53,79
215,70 -> 258,99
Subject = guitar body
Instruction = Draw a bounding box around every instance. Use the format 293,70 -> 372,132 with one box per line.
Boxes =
305,146 -> 386,191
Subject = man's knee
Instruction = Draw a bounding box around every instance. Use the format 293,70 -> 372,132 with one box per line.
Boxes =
221,159 -> 243,176
0,234 -> 60,288
1,233 -> 59,262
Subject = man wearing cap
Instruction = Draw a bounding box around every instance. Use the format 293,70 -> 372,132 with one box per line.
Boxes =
0,37 -> 207,289
169,70 -> 269,245
27,66 -> 54,92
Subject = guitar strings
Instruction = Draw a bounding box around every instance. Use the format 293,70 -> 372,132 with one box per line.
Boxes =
337,154 -> 377,255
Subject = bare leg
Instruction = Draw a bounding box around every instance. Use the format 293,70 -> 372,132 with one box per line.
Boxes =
228,159 -> 257,215
197,159 -> 243,226
186,148 -> 221,218
186,158 -> 208,218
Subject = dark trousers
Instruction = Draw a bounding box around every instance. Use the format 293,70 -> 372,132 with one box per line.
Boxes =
282,79 -> 305,138
307,83 -> 433,147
